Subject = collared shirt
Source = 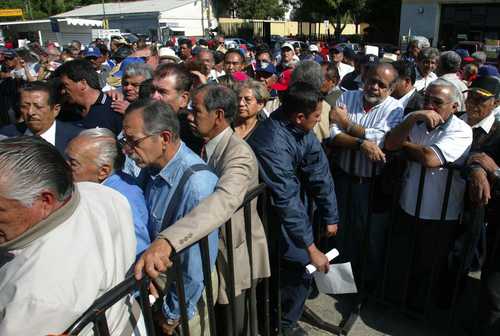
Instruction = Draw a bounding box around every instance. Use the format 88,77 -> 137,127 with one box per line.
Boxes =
414,69 -> 437,92
331,90 -> 404,177
103,171 -> 151,256
400,114 -> 472,220
145,142 -> 218,321
461,111 -> 495,134
337,62 -> 355,81
24,121 -> 56,146
440,73 -> 468,111
205,126 -> 231,162
398,88 -> 417,110
73,92 -> 123,135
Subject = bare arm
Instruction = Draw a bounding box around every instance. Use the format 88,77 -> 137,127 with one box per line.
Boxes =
402,141 -> 443,168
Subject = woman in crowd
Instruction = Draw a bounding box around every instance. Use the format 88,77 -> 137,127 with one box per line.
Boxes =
233,79 -> 269,141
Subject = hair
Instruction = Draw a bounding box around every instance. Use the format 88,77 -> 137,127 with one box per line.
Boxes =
410,37 -> 430,49
179,38 -> 192,49
282,81 -> 323,117
153,63 -> 193,92
238,79 -> 270,103
54,59 -> 101,90
125,99 -> 180,139
290,60 -> 324,90
255,47 -> 271,59
78,128 -> 123,172
392,60 -> 417,85
124,62 -> 153,80
96,43 -> 109,56
427,78 -> 462,104
20,80 -> 56,106
197,48 -> 214,61
225,48 -> 244,63
0,136 -> 73,206
139,78 -> 154,99
213,50 -> 225,64
439,51 -> 461,73
324,62 -> 340,82
417,47 -> 440,62
471,51 -> 487,64
136,38 -> 148,50
192,83 -> 238,123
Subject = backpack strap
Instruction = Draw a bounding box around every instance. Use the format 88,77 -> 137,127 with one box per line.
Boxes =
160,164 -> 211,231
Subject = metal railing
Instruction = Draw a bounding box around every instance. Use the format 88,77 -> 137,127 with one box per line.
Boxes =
65,183 -> 271,336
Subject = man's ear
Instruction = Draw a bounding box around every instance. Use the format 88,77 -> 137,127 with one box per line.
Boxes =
179,91 -> 190,109
97,164 -> 112,183
38,190 -> 60,218
78,79 -> 88,91
215,108 -> 226,123
52,104 -> 61,118
295,112 -> 306,126
159,130 -> 174,145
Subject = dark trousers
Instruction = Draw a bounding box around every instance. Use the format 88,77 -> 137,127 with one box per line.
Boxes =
279,259 -> 313,329
479,210 -> 500,336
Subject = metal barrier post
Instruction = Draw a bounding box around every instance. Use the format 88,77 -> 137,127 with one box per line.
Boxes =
259,188 -> 272,336
137,278 -> 157,336
173,256 -> 190,336
225,219 -> 238,336
199,237 -> 217,335
244,201 -> 257,336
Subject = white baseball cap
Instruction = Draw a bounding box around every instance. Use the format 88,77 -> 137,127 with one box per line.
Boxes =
158,47 -> 180,63
309,44 -> 319,52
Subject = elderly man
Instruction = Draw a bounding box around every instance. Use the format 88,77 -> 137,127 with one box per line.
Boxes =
438,51 -> 468,111
402,37 -> 430,63
223,48 -> 245,76
65,128 -> 150,256
460,77 -> 500,336
135,85 -> 270,335
276,43 -> 298,74
329,45 -> 355,81
329,63 -> 403,282
384,79 -> 472,308
249,82 -> 339,335
414,47 -> 440,92
111,62 -> 153,114
0,136 -> 137,335
196,49 -> 216,81
123,99 -> 219,334
391,60 -> 425,115
55,59 -> 123,135
0,81 -> 82,153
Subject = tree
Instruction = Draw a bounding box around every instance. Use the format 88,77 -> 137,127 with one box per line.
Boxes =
291,0 -> 368,39
213,0 -> 288,20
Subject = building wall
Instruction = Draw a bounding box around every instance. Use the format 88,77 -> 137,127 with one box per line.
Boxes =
160,2 -> 216,37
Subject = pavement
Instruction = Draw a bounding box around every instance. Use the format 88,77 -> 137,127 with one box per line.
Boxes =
297,272 -> 481,336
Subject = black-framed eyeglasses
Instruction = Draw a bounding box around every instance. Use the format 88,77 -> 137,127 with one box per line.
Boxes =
118,134 -> 157,150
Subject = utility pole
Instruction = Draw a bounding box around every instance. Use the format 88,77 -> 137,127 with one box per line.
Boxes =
102,0 -> 108,29
201,0 -> 205,37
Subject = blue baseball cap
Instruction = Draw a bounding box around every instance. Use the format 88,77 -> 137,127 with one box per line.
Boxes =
478,65 -> 500,78
1,48 -> 17,59
114,57 -> 145,78
256,62 -> 276,75
84,47 -> 102,58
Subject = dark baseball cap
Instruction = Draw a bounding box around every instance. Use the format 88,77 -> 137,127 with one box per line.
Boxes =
465,76 -> 500,99
330,45 -> 344,53
256,62 -> 276,75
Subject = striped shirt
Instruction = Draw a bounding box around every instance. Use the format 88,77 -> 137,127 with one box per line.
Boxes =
330,90 -> 403,177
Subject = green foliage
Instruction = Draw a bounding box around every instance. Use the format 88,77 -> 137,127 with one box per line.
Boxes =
214,0 -> 287,20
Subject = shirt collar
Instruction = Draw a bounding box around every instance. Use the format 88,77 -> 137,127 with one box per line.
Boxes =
155,142 -> 185,187
461,112 -> 495,134
205,127 -> 231,162
398,88 -> 417,109
24,121 -> 57,146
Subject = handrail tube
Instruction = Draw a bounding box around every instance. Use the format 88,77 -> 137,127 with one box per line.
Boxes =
199,237 -> 217,335
174,257 -> 191,336
225,219 -> 238,336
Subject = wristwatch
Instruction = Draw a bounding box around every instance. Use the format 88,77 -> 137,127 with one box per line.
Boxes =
494,168 -> 500,180
356,138 -> 364,149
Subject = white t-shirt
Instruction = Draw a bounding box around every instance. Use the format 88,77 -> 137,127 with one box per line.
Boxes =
399,114 -> 472,220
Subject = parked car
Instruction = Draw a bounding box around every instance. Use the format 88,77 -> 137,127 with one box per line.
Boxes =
453,41 -> 484,56
335,42 -> 362,54
225,38 -> 255,50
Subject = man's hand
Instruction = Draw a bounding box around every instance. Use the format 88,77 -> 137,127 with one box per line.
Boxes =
307,244 -> 330,273
190,70 -> 208,85
360,140 -> 386,162
330,105 -> 349,129
134,238 -> 174,280
107,90 -> 124,101
111,99 -> 130,114
412,110 -> 444,130
469,168 -> 491,206
468,153 -> 499,175
155,311 -> 179,335
325,224 -> 338,238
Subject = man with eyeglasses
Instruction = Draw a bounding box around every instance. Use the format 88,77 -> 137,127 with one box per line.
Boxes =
459,76 -> 500,336
328,63 -> 403,283
384,79 -> 472,309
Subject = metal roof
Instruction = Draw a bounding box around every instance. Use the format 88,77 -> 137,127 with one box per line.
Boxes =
0,18 -> 102,27
53,0 -> 195,18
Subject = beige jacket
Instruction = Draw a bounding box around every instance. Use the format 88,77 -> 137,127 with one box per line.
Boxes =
159,129 -> 270,304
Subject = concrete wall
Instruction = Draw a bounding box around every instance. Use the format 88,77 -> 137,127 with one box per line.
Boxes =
160,2 -> 216,37
399,2 -> 441,46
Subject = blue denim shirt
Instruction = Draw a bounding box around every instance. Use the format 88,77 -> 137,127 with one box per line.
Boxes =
103,171 -> 151,256
145,142 -> 219,320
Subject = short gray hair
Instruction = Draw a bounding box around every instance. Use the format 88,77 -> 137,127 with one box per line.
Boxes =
78,128 -> 121,172
427,78 -> 462,104
0,136 -> 73,206
439,51 -> 461,73
417,47 -> 440,62
125,99 -> 180,139
238,79 -> 270,103
124,62 -> 153,80
290,60 -> 324,90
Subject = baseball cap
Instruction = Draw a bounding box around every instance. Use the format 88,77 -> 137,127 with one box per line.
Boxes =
232,71 -> 249,82
465,76 -> 500,99
84,47 -> 102,58
158,47 -> 180,63
453,48 -> 469,59
360,54 -> 379,65
309,44 -> 319,53
343,47 -> 355,59
272,68 -> 293,91
330,45 -> 344,53
2,49 -> 17,59
478,65 -> 500,78
281,43 -> 294,52
114,57 -> 145,78
463,56 -> 475,63
256,62 -> 276,75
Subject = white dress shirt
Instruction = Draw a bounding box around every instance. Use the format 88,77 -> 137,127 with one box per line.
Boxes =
337,62 -> 355,81
399,114 -> 472,220
24,121 -> 57,146
398,88 -> 417,110
414,69 -> 437,92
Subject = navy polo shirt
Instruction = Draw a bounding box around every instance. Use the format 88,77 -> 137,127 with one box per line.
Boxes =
73,92 -> 123,135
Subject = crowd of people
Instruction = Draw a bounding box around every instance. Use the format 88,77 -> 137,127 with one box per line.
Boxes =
0,33 -> 499,336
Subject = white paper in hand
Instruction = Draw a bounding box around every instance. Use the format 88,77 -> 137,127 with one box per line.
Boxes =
306,248 -> 339,274
313,262 -> 358,295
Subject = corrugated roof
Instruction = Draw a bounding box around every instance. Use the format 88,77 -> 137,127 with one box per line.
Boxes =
53,0 -> 195,18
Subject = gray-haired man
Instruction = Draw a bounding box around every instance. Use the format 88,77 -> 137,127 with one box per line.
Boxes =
65,128 -> 151,256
